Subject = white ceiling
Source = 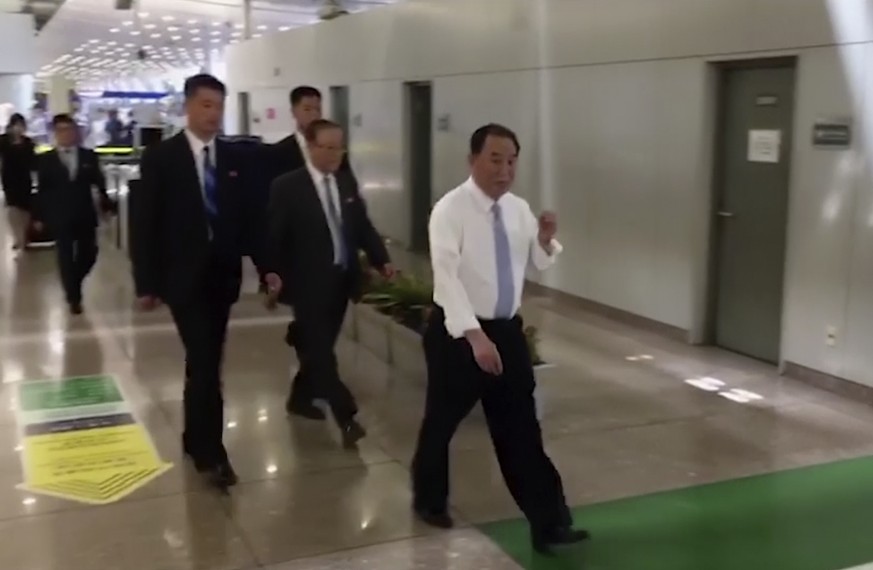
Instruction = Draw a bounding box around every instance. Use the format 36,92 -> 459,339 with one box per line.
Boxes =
35,0 -> 400,84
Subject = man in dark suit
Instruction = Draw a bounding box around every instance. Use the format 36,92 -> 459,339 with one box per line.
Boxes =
132,74 -> 281,490
266,85 -> 357,421
35,113 -> 110,315
267,119 -> 392,448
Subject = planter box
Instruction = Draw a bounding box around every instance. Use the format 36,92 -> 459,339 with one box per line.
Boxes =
351,303 -> 549,420
388,320 -> 427,379
354,304 -> 394,364
340,302 -> 358,342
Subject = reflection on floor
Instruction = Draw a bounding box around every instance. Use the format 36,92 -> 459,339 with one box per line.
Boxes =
1,229 -> 873,570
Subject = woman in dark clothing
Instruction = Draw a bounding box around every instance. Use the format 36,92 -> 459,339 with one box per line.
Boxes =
0,113 -> 36,250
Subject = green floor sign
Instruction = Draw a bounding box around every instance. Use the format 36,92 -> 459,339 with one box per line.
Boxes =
19,376 -> 123,411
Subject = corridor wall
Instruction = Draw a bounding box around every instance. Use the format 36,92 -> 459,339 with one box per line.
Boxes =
226,0 -> 873,388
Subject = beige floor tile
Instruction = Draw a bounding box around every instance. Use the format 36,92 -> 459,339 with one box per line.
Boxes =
0,492 -> 255,570
267,529 -> 522,569
222,462 -> 439,564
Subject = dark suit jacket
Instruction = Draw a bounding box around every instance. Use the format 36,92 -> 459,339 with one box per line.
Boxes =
267,166 -> 389,305
36,147 -> 108,234
266,133 -> 353,183
131,131 -> 272,307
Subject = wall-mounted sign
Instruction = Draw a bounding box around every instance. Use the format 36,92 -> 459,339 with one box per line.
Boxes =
747,129 -> 782,163
437,114 -> 451,132
265,108 -> 276,120
813,119 -> 851,148
755,95 -> 779,106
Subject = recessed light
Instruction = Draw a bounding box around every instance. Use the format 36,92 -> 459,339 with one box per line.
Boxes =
150,33 -> 161,38
88,38 -> 99,43
167,26 -> 179,31
253,33 -> 262,38
212,21 -> 221,26
231,31 -> 241,37
130,31 -> 141,36
210,30 -> 220,36
190,29 -> 200,34
138,11 -> 149,17
162,15 -> 174,21
257,25 -> 267,30
187,19 -> 197,24
143,23 -> 156,29
171,35 -> 181,41
122,20 -> 133,26
210,38 -> 220,43
191,37 -> 201,42
109,28 -> 119,33
279,26 -> 291,31
234,23 -> 243,29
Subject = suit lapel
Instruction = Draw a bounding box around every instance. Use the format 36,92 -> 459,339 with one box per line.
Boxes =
175,132 -> 202,198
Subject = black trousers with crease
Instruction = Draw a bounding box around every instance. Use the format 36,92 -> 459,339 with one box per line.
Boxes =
55,227 -> 98,305
411,306 -> 572,533
290,268 -> 357,424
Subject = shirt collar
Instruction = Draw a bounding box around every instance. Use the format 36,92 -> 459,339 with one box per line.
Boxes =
465,176 -> 507,213
307,160 -> 332,184
184,129 -> 215,154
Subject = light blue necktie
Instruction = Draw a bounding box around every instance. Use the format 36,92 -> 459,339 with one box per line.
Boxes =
202,146 -> 219,228
323,176 -> 348,268
492,203 -> 515,318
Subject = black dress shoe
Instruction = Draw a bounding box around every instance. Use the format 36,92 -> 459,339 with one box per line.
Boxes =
340,419 -> 366,448
414,506 -> 454,529
286,399 -> 326,420
195,460 -> 239,491
69,303 -> 83,315
531,526 -> 591,555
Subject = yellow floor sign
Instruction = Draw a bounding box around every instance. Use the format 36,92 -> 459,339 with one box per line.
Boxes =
15,375 -> 172,505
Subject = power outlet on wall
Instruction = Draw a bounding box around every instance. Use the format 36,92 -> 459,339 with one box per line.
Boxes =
826,325 -> 838,347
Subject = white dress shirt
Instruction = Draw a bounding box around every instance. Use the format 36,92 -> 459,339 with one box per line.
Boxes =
184,129 -> 217,239
430,177 -> 563,338
57,146 -> 78,179
295,131 -> 311,163
307,161 -> 345,265
184,129 -> 216,201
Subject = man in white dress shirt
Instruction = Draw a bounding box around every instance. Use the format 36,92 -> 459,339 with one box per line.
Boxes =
411,124 -> 589,555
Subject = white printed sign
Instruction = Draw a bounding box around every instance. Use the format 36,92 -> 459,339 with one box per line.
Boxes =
747,129 -> 782,163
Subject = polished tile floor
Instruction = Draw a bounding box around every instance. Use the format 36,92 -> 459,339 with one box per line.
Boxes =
2,225 -> 873,570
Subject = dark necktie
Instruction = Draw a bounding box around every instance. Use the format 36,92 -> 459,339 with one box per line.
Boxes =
202,146 -> 218,227
323,175 -> 348,268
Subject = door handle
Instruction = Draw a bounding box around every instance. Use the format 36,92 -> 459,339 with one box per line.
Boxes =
717,211 -> 735,218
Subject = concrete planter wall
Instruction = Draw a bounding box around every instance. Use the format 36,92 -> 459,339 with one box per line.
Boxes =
343,304 -> 546,420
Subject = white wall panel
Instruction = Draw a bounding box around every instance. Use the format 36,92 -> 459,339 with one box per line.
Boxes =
227,0 -> 873,385
349,81 -> 407,244
0,14 -> 35,74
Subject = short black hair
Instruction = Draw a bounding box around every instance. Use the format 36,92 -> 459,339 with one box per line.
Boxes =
290,86 -> 321,106
304,118 -> 341,142
7,113 -> 26,128
470,123 -> 520,156
52,113 -> 76,128
184,73 -> 226,99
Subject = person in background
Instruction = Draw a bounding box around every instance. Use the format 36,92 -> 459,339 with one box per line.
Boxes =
132,74 -> 282,491
105,109 -> 125,146
0,113 -> 36,251
265,85 -> 359,420
35,114 -> 110,315
410,124 -> 589,555
266,119 -> 392,447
